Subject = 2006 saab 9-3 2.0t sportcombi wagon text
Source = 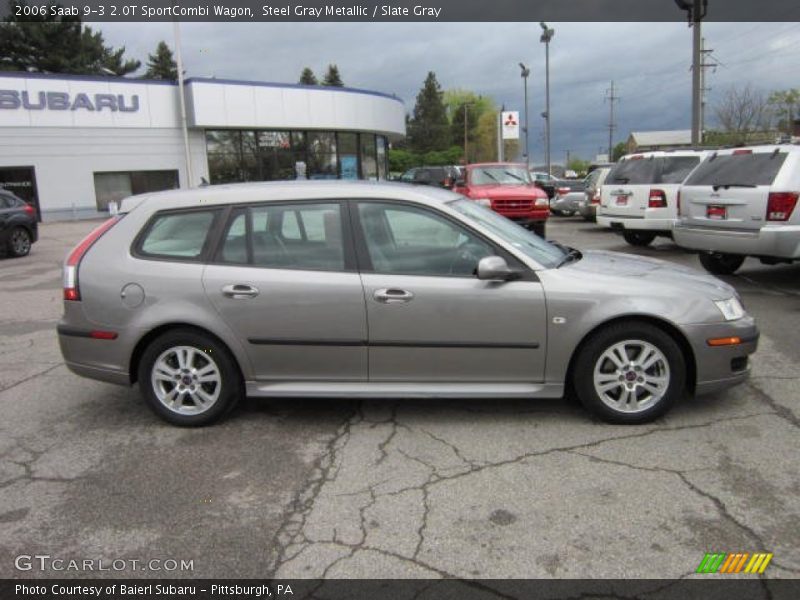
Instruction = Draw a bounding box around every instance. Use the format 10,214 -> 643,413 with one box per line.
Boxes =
57,181 -> 758,426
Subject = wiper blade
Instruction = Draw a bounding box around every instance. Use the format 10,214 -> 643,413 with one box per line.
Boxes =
613,177 -> 630,183
553,244 -> 583,268
503,170 -> 525,182
711,183 -> 757,191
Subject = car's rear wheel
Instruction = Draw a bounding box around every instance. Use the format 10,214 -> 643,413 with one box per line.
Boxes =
698,251 -> 745,275
622,231 -> 656,247
138,329 -> 242,426
7,227 -> 32,257
573,322 -> 686,424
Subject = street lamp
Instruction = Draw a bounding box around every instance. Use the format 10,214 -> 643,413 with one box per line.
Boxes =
519,63 -> 530,169
539,22 -> 554,176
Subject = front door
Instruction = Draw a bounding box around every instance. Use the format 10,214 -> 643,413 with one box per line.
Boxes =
203,200 -> 367,381
353,200 -> 547,382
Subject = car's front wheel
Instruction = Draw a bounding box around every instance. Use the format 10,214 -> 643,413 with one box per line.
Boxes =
622,231 -> 656,247
7,227 -> 32,257
698,251 -> 745,275
138,329 -> 242,426
573,322 -> 686,424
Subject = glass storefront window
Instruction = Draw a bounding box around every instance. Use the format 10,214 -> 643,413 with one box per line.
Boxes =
338,133 -> 359,180
376,136 -> 387,180
361,134 -> 378,181
307,132 -> 338,179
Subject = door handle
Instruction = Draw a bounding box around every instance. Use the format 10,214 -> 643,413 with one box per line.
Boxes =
374,288 -> 414,304
221,284 -> 260,299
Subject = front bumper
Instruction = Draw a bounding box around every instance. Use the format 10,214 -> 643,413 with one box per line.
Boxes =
597,214 -> 674,232
673,223 -> 800,259
681,316 -> 759,396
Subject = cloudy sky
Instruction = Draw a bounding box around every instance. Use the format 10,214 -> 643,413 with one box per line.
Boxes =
98,21 -> 800,164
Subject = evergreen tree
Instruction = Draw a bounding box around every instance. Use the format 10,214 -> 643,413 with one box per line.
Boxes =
322,64 -> 344,87
0,1 -> 140,76
298,67 -> 318,85
143,41 -> 178,81
407,72 -> 450,153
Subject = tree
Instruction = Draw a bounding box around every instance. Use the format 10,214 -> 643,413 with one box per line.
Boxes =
713,84 -> 771,142
322,64 -> 344,87
768,88 -> 800,134
612,142 -> 627,161
407,72 -> 451,153
298,67 -> 318,85
143,41 -> 177,81
0,1 -> 140,76
450,102 -> 481,160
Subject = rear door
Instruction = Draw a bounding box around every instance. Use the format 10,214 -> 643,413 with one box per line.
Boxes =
600,156 -> 658,217
680,149 -> 791,231
202,201 -> 368,382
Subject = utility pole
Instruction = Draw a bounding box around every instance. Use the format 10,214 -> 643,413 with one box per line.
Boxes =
604,81 -> 620,160
698,37 -> 718,141
519,64 -> 531,168
674,1 -> 708,145
540,23 -> 554,176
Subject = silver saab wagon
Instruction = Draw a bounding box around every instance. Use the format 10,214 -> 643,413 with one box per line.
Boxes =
58,181 -> 758,426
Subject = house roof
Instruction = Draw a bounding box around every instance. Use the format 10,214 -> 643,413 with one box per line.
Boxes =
628,130 -> 692,146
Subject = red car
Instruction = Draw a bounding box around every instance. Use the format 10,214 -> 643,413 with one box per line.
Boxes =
453,163 -> 550,236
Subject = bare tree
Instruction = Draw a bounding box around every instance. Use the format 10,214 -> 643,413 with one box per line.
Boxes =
713,85 -> 771,139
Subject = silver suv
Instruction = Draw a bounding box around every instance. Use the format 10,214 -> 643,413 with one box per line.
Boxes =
673,144 -> 800,274
58,182 -> 758,426
598,150 -> 707,246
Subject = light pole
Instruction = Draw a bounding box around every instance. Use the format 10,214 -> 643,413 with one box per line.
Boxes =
539,22 -> 554,176
675,0 -> 708,145
519,63 -> 530,169
461,99 -> 479,164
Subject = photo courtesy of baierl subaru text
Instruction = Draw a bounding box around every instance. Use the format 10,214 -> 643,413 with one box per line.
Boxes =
1,0 -> 799,598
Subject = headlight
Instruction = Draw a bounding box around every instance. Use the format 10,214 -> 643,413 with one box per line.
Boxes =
714,297 -> 745,321
473,198 -> 492,207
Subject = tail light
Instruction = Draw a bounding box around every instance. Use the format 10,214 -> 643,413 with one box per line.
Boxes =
590,190 -> 601,205
63,216 -> 121,301
766,192 -> 798,222
23,204 -> 35,217
557,187 -> 570,197
648,189 -> 667,208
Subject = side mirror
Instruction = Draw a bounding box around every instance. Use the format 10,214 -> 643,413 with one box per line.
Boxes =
477,256 -> 519,281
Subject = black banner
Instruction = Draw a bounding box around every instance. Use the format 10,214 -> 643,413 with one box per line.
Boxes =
2,0 -> 799,22
3,579 -> 800,600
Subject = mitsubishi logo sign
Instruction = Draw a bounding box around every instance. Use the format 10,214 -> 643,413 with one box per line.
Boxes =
502,110 -> 519,140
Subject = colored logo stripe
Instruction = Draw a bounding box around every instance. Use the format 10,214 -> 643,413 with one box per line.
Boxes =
697,552 -> 773,574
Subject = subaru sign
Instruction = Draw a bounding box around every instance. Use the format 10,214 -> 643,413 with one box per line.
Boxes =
0,90 -> 140,112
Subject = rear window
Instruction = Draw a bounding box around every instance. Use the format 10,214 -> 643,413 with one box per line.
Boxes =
607,156 -> 701,185
684,151 -> 788,187
138,210 -> 217,260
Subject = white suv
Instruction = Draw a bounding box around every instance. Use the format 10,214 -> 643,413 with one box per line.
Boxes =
673,144 -> 800,274
597,150 -> 708,246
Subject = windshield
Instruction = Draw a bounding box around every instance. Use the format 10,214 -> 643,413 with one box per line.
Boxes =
469,166 -> 532,186
448,199 -> 566,269
684,151 -> 787,187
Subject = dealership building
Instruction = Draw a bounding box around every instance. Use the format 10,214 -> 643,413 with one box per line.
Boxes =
0,72 -> 406,221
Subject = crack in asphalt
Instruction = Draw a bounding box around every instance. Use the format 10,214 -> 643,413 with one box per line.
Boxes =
745,381 -> 799,429
270,408 -> 787,578
0,363 -> 64,395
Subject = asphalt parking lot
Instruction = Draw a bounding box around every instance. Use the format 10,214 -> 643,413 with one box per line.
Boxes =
1,216 -> 798,580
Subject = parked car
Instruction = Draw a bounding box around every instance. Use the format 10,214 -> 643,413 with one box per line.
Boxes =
0,190 -> 38,258
58,181 -> 757,426
550,179 -> 586,216
399,166 -> 462,188
530,171 -> 558,199
673,144 -> 799,274
597,150 -> 708,246
578,167 -> 612,222
453,163 -> 550,236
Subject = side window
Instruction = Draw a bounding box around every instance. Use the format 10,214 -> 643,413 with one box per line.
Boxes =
218,203 -> 346,271
139,210 -> 216,260
357,202 -> 493,277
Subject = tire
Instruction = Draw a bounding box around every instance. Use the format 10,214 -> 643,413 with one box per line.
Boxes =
698,252 -> 745,275
622,231 -> 656,247
7,227 -> 32,257
573,322 -> 686,424
137,328 -> 243,426
529,221 -> 546,238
